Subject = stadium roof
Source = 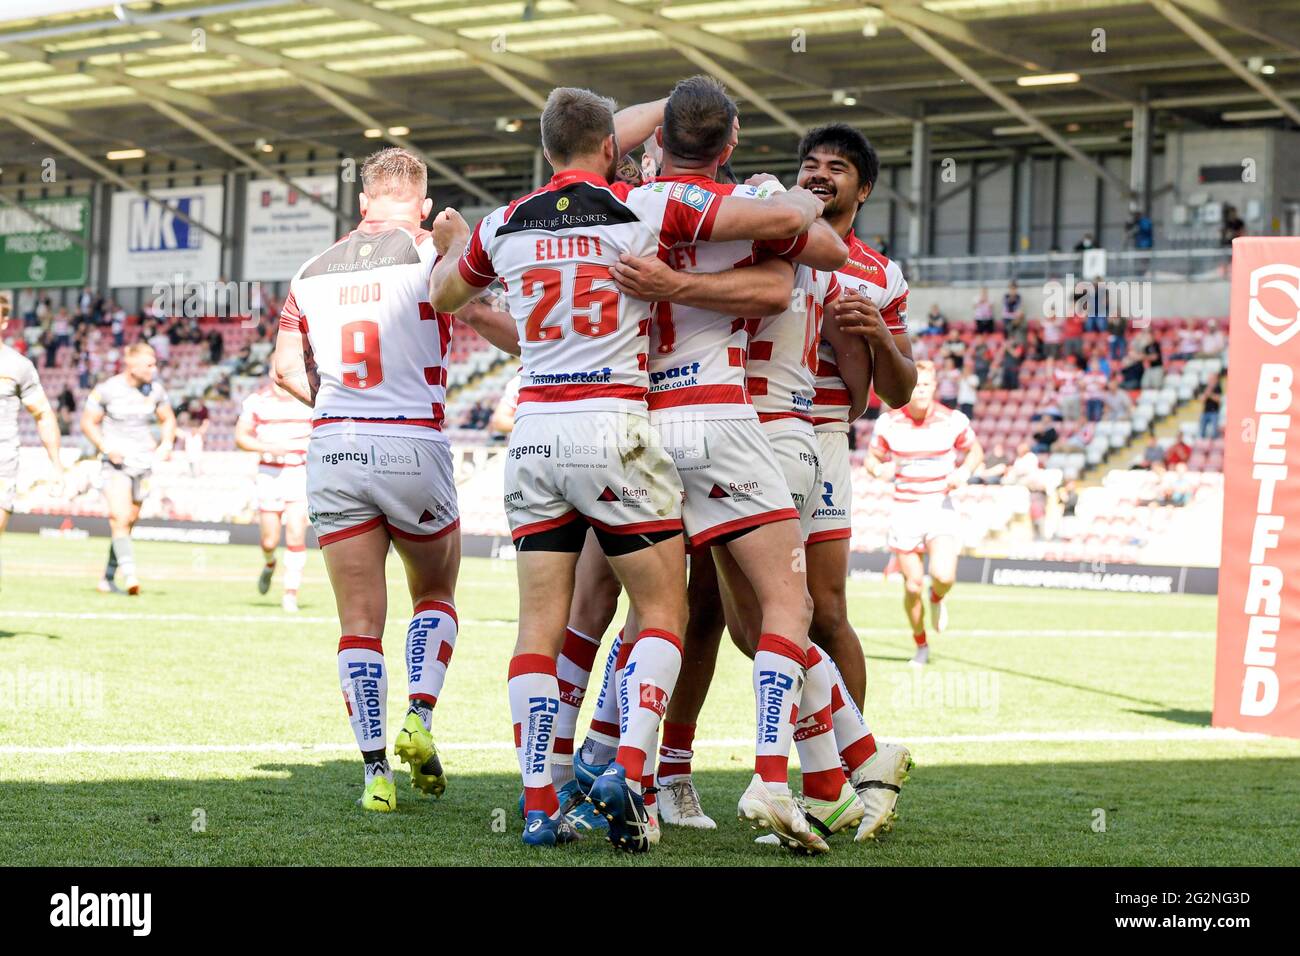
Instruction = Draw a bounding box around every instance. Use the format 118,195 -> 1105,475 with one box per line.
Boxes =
2,0 -> 1300,204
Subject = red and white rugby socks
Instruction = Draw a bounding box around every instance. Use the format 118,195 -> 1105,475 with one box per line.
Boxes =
912,628 -> 928,648
579,630 -> 623,767
405,600 -> 457,729
282,545 -> 306,596
615,629 -> 682,794
657,720 -> 696,785
509,653 -> 560,817
338,634 -> 391,782
553,626 -> 602,786
753,633 -> 807,793
795,645 -> 849,801
823,653 -> 878,775
262,547 -> 277,571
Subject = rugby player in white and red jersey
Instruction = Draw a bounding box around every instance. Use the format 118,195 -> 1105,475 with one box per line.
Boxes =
273,147 -> 461,815
430,85 -> 826,851
235,377 -> 312,611
865,360 -> 984,664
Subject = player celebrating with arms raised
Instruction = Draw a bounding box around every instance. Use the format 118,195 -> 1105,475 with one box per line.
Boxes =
274,147 -> 461,813
431,86 -> 826,851
864,360 -> 983,663
1,293 -> 63,587
81,341 -> 175,596
235,377 -> 312,611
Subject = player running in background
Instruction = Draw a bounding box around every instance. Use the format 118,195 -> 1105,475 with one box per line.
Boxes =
864,360 -> 983,664
235,377 -> 312,611
0,293 -> 64,588
273,147 -> 461,814
80,341 -> 175,596
431,85 -> 825,851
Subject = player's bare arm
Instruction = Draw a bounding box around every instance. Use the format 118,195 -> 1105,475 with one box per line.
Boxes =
155,402 -> 177,461
613,97 -> 667,155
457,297 -> 520,356
611,252 -> 794,316
820,291 -> 874,421
25,392 -> 64,481
709,186 -> 823,242
271,326 -> 316,408
429,208 -> 477,313
79,402 -> 117,465
949,438 -> 985,490
863,442 -> 887,480
788,218 -> 849,271
235,415 -> 290,458
833,292 -> 916,407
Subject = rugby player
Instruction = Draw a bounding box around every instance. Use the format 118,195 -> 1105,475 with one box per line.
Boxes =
0,293 -> 64,587
864,360 -> 983,664
235,377 -> 312,611
81,341 -> 175,596
273,147 -> 461,813
430,85 -> 826,851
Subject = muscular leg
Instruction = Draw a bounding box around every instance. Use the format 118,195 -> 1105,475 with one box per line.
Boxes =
259,510 -> 282,562
807,537 -> 866,707
280,502 -> 309,601
105,474 -> 141,588
323,523 -> 396,791
897,550 -> 928,647
926,534 -> 958,602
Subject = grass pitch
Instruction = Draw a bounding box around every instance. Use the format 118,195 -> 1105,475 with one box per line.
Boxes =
1,533 -> 1296,867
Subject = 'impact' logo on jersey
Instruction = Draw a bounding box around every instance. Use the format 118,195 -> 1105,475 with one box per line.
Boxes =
757,670 -> 794,744
49,886 -> 151,936
649,361 -> 701,387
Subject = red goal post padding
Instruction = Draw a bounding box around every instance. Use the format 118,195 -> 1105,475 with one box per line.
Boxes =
1213,237 -> 1300,738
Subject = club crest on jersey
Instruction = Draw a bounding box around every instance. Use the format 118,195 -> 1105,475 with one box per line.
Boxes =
556,196 -> 570,212
670,181 -> 710,212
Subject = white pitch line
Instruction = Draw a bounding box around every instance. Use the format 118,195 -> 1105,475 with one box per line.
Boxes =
1,609 -> 1210,639
0,728 -> 1269,756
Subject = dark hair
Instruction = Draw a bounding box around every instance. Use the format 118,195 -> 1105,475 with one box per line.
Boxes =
797,123 -> 879,194
662,75 -> 737,163
541,87 -> 617,164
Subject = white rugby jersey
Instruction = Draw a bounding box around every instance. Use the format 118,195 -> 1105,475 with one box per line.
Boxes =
869,403 -> 976,503
85,374 -> 167,471
239,385 -> 312,467
747,265 -> 840,423
458,169 -> 720,417
648,176 -> 807,421
278,222 -> 453,440
813,230 -> 908,433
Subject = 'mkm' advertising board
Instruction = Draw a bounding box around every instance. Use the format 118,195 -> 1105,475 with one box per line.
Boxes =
0,196 -> 91,288
107,184 -> 224,288
1214,237 -> 1300,738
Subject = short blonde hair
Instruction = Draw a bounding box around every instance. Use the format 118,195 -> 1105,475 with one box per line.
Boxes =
914,359 -> 936,377
360,146 -> 428,200
125,341 -> 155,359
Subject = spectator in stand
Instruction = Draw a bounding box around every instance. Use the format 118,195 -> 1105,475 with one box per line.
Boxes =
1026,327 -> 1046,362
971,337 -> 994,386
873,234 -> 890,258
1120,342 -> 1146,390
1164,434 -> 1192,469
1198,374 -> 1222,438
51,308 -> 73,351
148,325 -> 172,366
1107,310 -> 1128,363
910,332 -> 932,364
1009,442 -> 1045,490
1172,319 -> 1202,361
1062,300 -> 1086,359
1138,329 -> 1164,389
1031,421 -> 1059,455
1125,209 -> 1154,251
1051,354 -> 1083,422
1073,232 -> 1096,252
1082,356 -> 1107,422
999,341 -> 1023,390
973,287 -> 995,334
207,328 -> 225,365
1084,276 -> 1109,333
1220,205 -> 1245,246
1042,302 -> 1063,358
972,442 -> 1010,485
1001,280 -> 1023,334
35,296 -> 52,328
923,303 -> 948,338
937,356 -> 961,407
957,365 -> 979,420
108,303 -> 126,347
1160,463 -> 1192,507
1200,319 -> 1225,358
1057,478 -> 1079,517
1059,419 -> 1095,454
941,327 -> 967,369
1104,378 -> 1133,422
1136,435 -> 1165,471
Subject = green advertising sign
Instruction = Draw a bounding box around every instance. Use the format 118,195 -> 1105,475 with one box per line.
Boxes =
0,196 -> 91,289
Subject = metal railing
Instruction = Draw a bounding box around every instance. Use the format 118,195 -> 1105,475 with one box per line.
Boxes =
903,248 -> 1232,285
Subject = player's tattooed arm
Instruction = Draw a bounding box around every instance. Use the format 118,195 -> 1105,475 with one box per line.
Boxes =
155,401 -> 177,460
272,325 -> 317,408
611,253 -> 793,317
820,291 -> 873,421
457,296 -> 520,356
612,98 -> 667,160
834,294 -> 916,408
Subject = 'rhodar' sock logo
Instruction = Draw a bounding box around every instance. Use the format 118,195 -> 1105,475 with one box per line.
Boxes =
419,509 -> 436,523
597,487 -> 620,502
708,483 -> 731,499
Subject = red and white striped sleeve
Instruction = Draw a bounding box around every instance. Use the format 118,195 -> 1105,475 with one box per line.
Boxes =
278,288 -> 306,333
457,215 -> 498,288
628,182 -> 720,248
953,409 -> 976,451
881,259 -> 909,334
